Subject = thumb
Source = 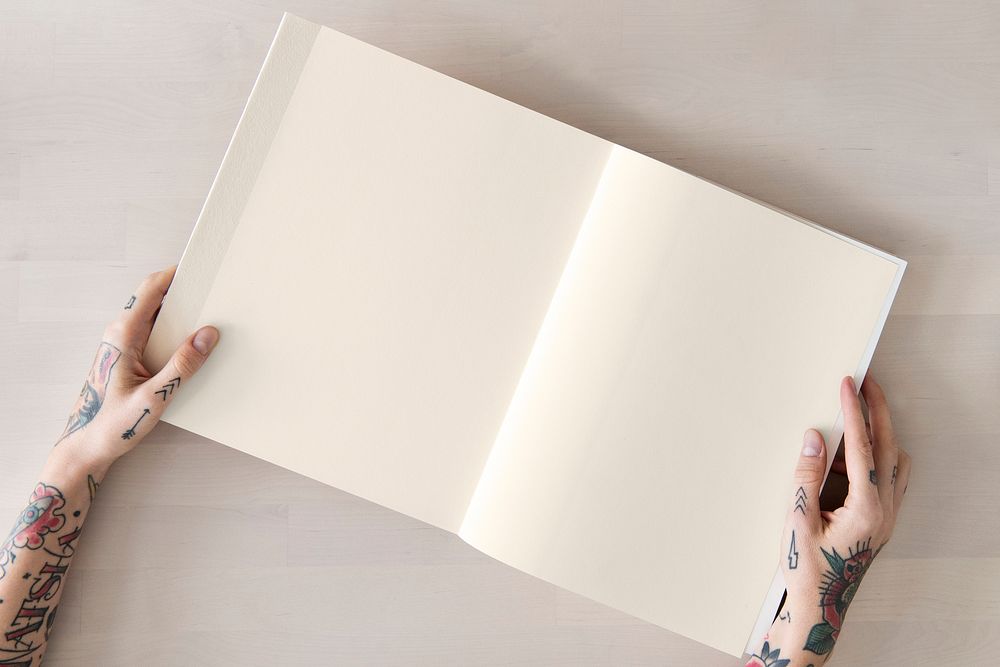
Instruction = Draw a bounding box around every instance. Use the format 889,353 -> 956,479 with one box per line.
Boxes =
144,326 -> 219,411
789,428 -> 827,533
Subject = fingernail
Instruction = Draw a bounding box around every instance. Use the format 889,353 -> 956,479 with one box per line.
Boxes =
802,429 -> 823,457
193,327 -> 219,354
846,376 -> 857,392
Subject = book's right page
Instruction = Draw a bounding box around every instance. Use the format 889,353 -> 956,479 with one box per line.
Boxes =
460,145 -> 904,657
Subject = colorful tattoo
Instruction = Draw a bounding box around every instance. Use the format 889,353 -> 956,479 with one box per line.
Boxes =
2,508 -> 81,661
803,538 -> 879,655
745,640 -> 791,667
0,485 -> 67,582
56,342 -> 121,444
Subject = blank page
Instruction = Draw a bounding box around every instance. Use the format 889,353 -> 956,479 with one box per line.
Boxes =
460,145 -> 904,656
145,16 -> 612,532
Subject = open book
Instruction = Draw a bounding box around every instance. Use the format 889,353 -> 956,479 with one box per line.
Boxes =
144,13 -> 905,658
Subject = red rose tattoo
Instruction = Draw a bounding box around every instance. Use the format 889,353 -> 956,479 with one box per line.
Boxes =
804,539 -> 879,655
0,484 -> 67,581
57,341 -> 121,444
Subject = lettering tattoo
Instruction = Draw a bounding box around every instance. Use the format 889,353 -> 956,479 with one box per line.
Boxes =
124,295 -> 136,310
868,469 -> 877,485
0,488 -> 80,666
154,377 -> 180,402
56,342 -> 121,445
0,486 -> 66,583
744,640 -> 791,667
793,487 -> 807,515
787,531 -> 799,570
891,465 -> 897,486
803,538 -> 880,655
778,610 -> 792,623
121,408 -> 151,440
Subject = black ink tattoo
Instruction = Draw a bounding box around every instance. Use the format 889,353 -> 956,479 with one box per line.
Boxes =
121,408 -> 151,440
793,486 -> 807,514
87,475 -> 99,504
154,377 -> 180,401
787,530 -> 799,570
891,465 -> 897,486
778,610 -> 792,623
56,342 -> 121,445
869,469 -> 877,485
744,640 -> 790,667
124,295 -> 136,310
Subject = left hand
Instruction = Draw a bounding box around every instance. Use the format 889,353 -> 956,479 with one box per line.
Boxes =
55,266 -> 219,471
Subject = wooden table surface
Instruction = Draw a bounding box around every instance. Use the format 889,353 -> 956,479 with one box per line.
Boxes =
2,2 -> 998,665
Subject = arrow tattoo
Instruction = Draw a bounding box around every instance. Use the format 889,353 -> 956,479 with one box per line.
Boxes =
794,486 -> 807,514
154,376 -> 181,401
788,530 -> 799,570
121,408 -> 151,440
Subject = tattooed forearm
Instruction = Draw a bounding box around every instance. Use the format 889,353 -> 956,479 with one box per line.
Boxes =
744,640 -> 791,667
0,478 -> 92,666
803,538 -> 880,655
56,342 -> 121,445
0,486 -> 66,583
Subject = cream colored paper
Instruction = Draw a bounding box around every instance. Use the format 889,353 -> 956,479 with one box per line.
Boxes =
145,17 -> 613,532
459,146 -> 901,655
146,14 -> 905,658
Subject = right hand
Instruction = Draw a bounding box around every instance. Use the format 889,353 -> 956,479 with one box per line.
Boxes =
746,375 -> 911,665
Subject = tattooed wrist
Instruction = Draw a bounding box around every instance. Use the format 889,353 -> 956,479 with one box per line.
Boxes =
751,624 -> 826,667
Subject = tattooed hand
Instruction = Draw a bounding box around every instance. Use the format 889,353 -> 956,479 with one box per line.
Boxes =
55,266 -> 219,472
0,267 -> 218,665
745,375 -> 911,666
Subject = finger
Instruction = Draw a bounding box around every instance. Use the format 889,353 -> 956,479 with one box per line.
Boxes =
124,267 -> 177,352
893,448 -> 912,514
104,267 -> 177,358
143,326 -> 219,415
788,428 -> 827,534
841,375 -> 879,507
862,375 -> 899,508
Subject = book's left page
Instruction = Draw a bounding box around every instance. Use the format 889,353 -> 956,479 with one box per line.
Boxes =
145,14 -> 613,532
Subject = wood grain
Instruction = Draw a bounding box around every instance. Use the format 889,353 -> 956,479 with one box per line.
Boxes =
1,1 -> 997,665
